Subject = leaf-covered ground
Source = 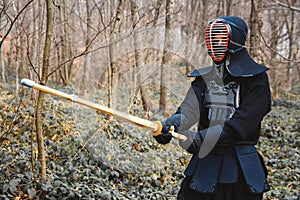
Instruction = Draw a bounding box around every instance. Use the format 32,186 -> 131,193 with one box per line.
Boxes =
0,84 -> 299,200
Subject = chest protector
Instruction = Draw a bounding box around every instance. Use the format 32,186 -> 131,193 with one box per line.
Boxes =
202,80 -> 240,126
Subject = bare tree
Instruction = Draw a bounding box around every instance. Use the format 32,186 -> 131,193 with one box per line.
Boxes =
0,35 -> 6,82
130,0 -> 152,116
35,0 -> 53,178
159,0 -> 175,115
81,0 -> 92,95
13,1 -> 20,94
108,0 -> 125,108
223,0 -> 232,16
0,0 -> 34,48
216,0 -> 232,16
249,0 -> 264,64
63,0 -> 74,85
183,0 -> 209,74
0,0 -> 34,83
285,0 -> 297,91
267,3 -> 280,99
55,0 -> 71,85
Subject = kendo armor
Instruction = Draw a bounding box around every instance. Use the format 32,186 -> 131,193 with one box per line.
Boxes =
203,80 -> 240,125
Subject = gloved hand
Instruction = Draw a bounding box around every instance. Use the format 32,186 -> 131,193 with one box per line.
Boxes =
153,114 -> 181,144
179,125 -> 226,155
179,130 -> 204,154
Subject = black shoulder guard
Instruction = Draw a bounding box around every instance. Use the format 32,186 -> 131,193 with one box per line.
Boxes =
227,48 -> 269,77
188,66 -> 213,77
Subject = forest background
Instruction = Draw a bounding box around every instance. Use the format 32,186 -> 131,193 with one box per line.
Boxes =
0,0 -> 299,199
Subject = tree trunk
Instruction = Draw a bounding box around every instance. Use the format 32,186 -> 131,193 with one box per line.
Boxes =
183,0 -> 196,75
224,0 -> 232,16
129,0 -> 138,111
130,0 -> 152,116
268,4 -> 280,100
35,0 -> 53,178
249,0 -> 264,64
144,0 -> 162,75
15,46 -> 19,93
108,0 -> 125,108
159,0 -> 174,116
0,11 -> 6,82
81,0 -> 92,96
13,1 -> 21,93
64,0 -> 73,84
0,35 -> 6,82
184,0 -> 208,75
57,0 -> 66,85
286,0 -> 297,92
107,0 -> 113,108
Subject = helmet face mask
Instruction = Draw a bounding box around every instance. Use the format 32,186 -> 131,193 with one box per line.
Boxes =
205,20 -> 231,64
203,16 -> 268,77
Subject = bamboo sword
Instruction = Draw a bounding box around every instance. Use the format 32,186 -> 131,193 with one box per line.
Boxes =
20,78 -> 187,141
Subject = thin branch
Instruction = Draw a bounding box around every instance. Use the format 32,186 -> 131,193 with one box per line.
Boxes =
258,22 -> 300,63
47,18 -> 114,78
260,36 -> 300,63
270,0 -> 300,12
0,91 -> 24,141
0,0 -> 35,48
47,19 -> 159,79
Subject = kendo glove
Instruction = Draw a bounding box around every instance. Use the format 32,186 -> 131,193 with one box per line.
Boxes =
179,125 -> 226,154
153,114 -> 181,144
179,130 -> 204,154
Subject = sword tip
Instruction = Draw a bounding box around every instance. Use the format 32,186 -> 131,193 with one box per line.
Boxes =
21,78 -> 35,88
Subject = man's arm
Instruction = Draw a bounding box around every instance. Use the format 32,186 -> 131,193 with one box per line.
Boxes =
225,72 -> 271,140
154,84 -> 202,144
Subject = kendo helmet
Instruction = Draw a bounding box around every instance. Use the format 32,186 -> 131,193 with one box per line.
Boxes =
205,16 -> 247,64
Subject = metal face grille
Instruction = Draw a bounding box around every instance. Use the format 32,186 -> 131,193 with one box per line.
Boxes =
205,20 -> 230,63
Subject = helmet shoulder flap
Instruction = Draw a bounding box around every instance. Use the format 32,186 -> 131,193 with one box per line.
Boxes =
188,66 -> 213,77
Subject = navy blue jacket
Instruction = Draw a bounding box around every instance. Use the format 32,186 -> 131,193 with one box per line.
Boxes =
176,66 -> 271,194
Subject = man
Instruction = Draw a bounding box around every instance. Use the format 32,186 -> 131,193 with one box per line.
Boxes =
154,16 -> 271,200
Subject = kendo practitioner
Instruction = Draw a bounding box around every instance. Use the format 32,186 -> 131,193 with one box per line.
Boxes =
154,16 -> 271,200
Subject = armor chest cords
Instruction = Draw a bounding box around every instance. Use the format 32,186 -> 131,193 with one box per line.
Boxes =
201,80 -> 240,126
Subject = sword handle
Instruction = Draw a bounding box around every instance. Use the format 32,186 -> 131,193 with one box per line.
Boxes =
169,125 -> 187,141
152,121 -> 187,141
